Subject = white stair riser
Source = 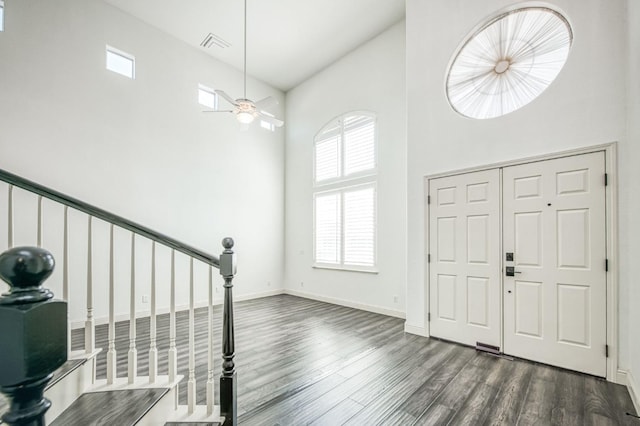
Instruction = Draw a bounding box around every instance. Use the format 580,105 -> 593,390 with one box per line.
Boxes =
44,359 -> 95,424
134,387 -> 177,426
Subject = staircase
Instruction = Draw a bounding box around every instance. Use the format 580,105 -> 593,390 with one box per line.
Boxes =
0,169 -> 237,425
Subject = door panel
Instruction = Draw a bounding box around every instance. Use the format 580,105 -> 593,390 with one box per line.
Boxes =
429,169 -> 500,347
503,152 -> 606,377
514,280 -> 542,337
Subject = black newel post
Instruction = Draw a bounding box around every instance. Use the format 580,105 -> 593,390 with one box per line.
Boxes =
219,238 -> 237,426
0,247 -> 67,426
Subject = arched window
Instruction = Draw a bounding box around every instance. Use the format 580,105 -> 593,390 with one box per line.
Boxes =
313,112 -> 377,270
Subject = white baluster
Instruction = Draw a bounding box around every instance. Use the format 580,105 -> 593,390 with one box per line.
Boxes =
85,216 -> 95,355
187,257 -> 196,414
149,241 -> 157,383
168,249 -> 177,383
206,265 -> 214,415
37,196 -> 43,247
62,206 -> 70,356
107,224 -> 117,384
7,185 -> 13,248
128,233 -> 137,384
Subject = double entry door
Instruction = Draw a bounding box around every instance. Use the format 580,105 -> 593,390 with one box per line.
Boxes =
428,152 -> 607,377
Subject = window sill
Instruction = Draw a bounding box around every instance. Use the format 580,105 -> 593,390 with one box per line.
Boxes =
312,264 -> 379,274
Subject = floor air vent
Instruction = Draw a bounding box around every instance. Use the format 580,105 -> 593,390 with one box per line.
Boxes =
476,342 -> 501,355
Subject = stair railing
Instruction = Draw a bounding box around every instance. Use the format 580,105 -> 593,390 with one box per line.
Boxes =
0,168 -> 237,424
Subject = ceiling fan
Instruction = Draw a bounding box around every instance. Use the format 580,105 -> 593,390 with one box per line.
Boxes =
209,0 -> 284,128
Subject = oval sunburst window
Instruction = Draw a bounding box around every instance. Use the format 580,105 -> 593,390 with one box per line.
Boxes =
446,6 -> 573,119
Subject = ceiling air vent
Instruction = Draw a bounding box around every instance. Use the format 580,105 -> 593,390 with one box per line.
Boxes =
200,32 -> 231,49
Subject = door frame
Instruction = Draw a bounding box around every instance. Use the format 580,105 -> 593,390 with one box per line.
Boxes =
423,142 -> 619,383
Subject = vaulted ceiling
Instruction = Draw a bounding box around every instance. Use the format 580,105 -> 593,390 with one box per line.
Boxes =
104,0 -> 406,92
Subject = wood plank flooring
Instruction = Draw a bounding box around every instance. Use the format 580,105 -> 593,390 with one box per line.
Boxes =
71,294 -> 639,425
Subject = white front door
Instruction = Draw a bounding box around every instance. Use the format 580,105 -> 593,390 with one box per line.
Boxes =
428,169 -> 501,348
502,152 -> 607,376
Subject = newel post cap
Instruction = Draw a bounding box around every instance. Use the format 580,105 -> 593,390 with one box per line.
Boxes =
220,237 -> 237,278
0,246 -> 55,305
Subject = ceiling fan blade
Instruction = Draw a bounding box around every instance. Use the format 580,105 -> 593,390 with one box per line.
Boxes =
202,110 -> 234,113
215,90 -> 239,106
257,111 -> 284,128
254,96 -> 279,112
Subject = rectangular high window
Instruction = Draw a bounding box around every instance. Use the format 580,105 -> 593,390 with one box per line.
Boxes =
260,111 -> 276,131
106,46 -> 135,79
198,84 -> 217,109
313,112 -> 377,270
0,1 -> 5,32
260,120 -> 275,131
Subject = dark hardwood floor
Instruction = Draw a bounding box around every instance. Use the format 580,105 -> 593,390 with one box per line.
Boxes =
71,294 -> 638,425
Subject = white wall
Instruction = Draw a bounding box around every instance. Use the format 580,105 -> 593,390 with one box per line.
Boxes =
406,0 -> 632,370
626,0 -> 640,408
0,0 -> 285,324
284,21 -> 407,317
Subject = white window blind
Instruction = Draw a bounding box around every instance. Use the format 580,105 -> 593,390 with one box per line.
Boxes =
343,186 -> 375,266
313,112 -> 377,269
344,116 -> 375,176
314,193 -> 341,264
314,185 -> 376,268
314,114 -> 375,183
315,135 -> 340,182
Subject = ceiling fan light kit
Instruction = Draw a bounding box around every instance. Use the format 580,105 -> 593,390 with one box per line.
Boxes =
445,5 -> 573,119
208,0 -> 284,128
236,110 -> 255,124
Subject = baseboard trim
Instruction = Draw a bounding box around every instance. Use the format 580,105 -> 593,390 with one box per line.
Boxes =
617,369 -> 628,385
283,289 -> 405,319
234,288 -> 285,302
404,323 -> 429,337
628,370 -> 640,415
70,288 -> 404,329
70,289 -> 286,330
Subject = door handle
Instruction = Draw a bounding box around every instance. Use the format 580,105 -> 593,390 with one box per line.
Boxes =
505,266 -> 522,277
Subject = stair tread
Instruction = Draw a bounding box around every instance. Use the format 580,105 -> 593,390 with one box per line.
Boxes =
165,423 -> 221,425
50,388 -> 169,426
0,358 -> 86,421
